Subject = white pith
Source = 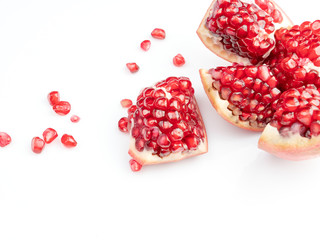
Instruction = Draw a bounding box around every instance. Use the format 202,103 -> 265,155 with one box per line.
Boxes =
200,69 -> 262,131
258,124 -> 320,160
197,0 -> 293,65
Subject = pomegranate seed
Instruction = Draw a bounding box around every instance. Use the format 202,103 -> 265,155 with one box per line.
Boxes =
53,101 -> 71,116
118,117 -> 130,133
151,28 -> 166,39
120,99 -> 133,108
173,54 -> 186,67
31,137 -> 45,154
140,40 -> 151,51
0,132 -> 11,147
70,115 -> 80,123
311,20 -> 320,35
48,91 -> 60,106
126,63 -> 139,73
43,128 -> 58,144
61,134 -> 77,148
129,159 -> 142,172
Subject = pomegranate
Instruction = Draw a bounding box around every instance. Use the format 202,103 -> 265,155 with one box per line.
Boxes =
126,62 -> 140,73
119,77 -> 208,167
31,137 -> 45,154
140,40 -> 151,51
48,91 -> 60,106
129,159 -> 142,172
43,128 -> 58,144
61,134 -> 77,148
200,64 -> 281,131
120,99 -> 133,108
173,54 -> 186,67
197,0 -> 292,65
53,101 -> 71,116
151,28 -> 166,40
0,132 -> 11,147
70,115 -> 80,123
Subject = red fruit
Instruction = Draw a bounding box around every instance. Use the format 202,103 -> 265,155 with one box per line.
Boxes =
126,63 -> 139,73
61,134 -> 77,148
173,54 -> 186,67
140,40 -> 151,51
43,128 -> 58,144
0,132 -> 11,147
70,115 -> 80,123
31,137 -> 45,154
151,28 -> 166,39
118,117 -> 130,133
120,99 -> 133,108
119,77 -> 208,167
53,101 -> 71,116
48,91 -> 60,106
129,159 -> 142,172
197,0 -> 292,64
200,64 -> 281,131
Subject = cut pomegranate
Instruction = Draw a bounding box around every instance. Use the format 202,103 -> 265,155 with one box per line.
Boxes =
173,54 -> 186,67
197,0 -> 292,64
0,132 -> 11,147
53,101 -> 71,116
126,63 -> 140,73
70,115 -> 80,123
120,99 -> 133,108
140,40 -> 151,51
48,91 -> 60,106
118,77 -> 208,166
61,134 -> 77,148
129,159 -> 142,172
43,128 -> 58,144
31,137 -> 45,154
151,28 -> 166,40
200,64 -> 281,131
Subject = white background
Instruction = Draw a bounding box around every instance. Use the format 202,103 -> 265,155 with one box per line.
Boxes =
0,0 -> 320,239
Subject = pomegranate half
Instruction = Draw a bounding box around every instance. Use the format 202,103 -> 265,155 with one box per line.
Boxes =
197,0 -> 292,65
119,77 -> 208,168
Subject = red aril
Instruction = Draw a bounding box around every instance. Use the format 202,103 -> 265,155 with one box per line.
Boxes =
129,159 -> 142,172
140,40 -> 151,51
31,137 -> 45,154
120,99 -> 133,108
126,63 -> 140,73
53,101 -> 71,116
70,115 -> 80,123
118,117 -> 130,133
48,91 -> 60,106
43,128 -> 58,144
173,54 -> 186,67
61,134 -> 77,148
0,132 -> 11,147
118,77 -> 208,167
151,28 -> 166,40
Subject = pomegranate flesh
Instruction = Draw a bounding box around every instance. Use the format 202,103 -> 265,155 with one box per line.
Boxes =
119,77 -> 208,166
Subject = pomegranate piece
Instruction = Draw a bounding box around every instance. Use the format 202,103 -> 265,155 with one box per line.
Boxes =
70,115 -> 80,123
140,40 -> 151,51
0,132 -> 11,147
118,77 -> 208,167
31,137 -> 45,154
129,159 -> 142,172
120,99 -> 133,108
173,54 -> 186,67
151,28 -> 166,40
126,63 -> 140,73
197,0 -> 292,65
61,134 -> 77,148
53,101 -> 71,116
43,128 -> 58,144
48,91 -> 60,106
200,64 -> 281,131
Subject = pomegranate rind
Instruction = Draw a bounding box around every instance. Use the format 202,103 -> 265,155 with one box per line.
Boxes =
196,0 -> 293,65
200,68 -> 263,132
128,99 -> 208,166
258,124 -> 320,160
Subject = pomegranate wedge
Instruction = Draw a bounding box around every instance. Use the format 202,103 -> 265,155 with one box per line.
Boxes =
197,0 -> 292,65
119,77 -> 208,168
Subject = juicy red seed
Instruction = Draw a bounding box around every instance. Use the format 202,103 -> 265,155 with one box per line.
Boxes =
0,132 -> 11,147
53,101 -> 71,116
151,28 -> 166,39
311,20 -> 320,35
157,134 -> 171,148
129,159 -> 142,172
140,40 -> 151,51
48,91 -> 60,106
31,137 -> 45,154
126,63 -> 139,73
61,134 -> 77,148
173,54 -> 186,67
118,117 -> 129,133
120,99 -> 133,108
310,121 -> 320,136
70,115 -> 80,123
43,128 -> 58,144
